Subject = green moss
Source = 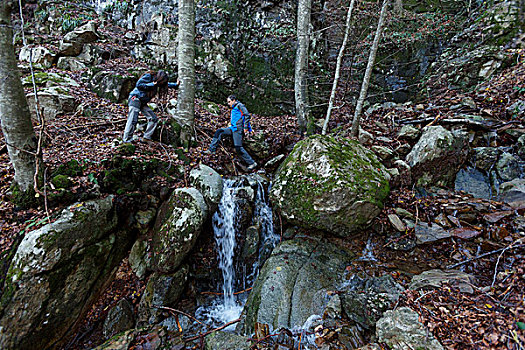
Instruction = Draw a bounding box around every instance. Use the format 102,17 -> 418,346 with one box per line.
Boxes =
11,183 -> 40,209
22,72 -> 66,86
51,175 -> 72,189
117,143 -> 136,156
53,159 -> 83,177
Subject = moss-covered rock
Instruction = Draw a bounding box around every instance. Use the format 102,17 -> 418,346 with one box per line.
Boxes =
51,174 -> 72,189
270,135 -> 390,237
53,159 -> 83,177
117,142 -> 136,156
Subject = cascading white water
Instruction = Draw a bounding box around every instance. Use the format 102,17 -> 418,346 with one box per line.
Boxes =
197,177 -> 277,328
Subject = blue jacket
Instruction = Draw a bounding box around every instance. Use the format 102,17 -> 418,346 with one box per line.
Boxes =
229,101 -> 252,132
129,73 -> 178,105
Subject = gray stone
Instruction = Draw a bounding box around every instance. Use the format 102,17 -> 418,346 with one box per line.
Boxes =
103,299 -> 134,339
57,57 -> 87,71
376,307 -> 444,350
244,132 -> 271,159
406,126 -> 469,187
19,45 -> 54,68
270,135 -> 390,237
394,208 -> 415,220
152,188 -> 208,272
455,167 -> 492,199
497,152 -> 521,182
205,331 -> 251,350
59,21 -> 99,56
359,127 -> 374,145
498,179 -> 525,208
237,238 -> 353,334
415,221 -> 451,244
388,214 -> 406,232
264,154 -> 285,168
506,100 -> 525,118
473,147 -> 500,172
462,96 -> 477,109
371,145 -> 394,161
89,71 -> 138,103
242,224 -> 261,259
26,87 -> 78,121
397,125 -> 420,141
94,325 -> 183,350
129,239 -> 149,279
137,266 -> 188,326
135,208 -> 157,233
341,275 -> 404,329
0,197 -> 133,350
189,164 -> 223,213
410,269 -> 477,294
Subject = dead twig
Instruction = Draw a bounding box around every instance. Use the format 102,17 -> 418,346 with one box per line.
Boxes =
491,238 -> 524,288
446,242 -> 525,269
201,287 -> 252,296
184,318 -> 241,342
153,305 -> 208,328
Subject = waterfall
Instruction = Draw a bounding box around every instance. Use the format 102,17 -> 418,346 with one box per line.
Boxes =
196,176 -> 277,328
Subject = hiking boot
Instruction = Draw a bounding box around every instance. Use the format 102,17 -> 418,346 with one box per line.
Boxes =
246,162 -> 257,171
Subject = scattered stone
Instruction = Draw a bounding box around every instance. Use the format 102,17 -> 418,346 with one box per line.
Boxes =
461,96 -> 477,109
410,269 -> 477,294
264,154 -> 285,168
415,221 -> 451,244
376,307 -> 444,350
359,128 -> 374,145
498,179 -> 525,208
371,145 -> 394,161
26,87 -> 78,121
205,331 -> 251,350
450,227 -> 482,240
394,207 -> 415,220
388,214 -> 406,232
94,326 -> 183,349
473,147 -> 500,172
496,152 -> 521,182
397,125 -> 420,141
455,167 -> 492,199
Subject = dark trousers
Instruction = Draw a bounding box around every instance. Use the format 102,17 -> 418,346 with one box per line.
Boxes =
209,128 -> 255,165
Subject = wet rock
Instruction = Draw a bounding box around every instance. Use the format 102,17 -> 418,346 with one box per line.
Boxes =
270,135 -> 390,237
205,331 -> 251,350
242,223 -> 261,259
498,179 -> 525,208
94,325 -> 183,350
238,238 -> 353,334
496,152 -> 521,182
406,126 -> 469,187
473,147 -> 500,173
415,221 -> 451,244
397,125 -> 420,141
103,299 -> 134,339
189,164 -> 223,213
376,307 -> 444,350
410,269 -> 477,294
341,275 -> 404,329
152,188 -> 208,272
137,266 -> 188,326
19,45 -> 54,68
265,154 -> 285,169
455,167 -> 492,199
0,197 -> 134,350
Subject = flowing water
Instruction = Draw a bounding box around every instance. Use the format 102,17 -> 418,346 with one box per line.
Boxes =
197,177 -> 278,328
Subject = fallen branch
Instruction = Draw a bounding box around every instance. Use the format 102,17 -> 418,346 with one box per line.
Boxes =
153,305 -> 208,328
184,318 -> 241,342
446,243 -> 525,269
69,119 -> 127,131
491,238 -> 524,288
201,287 -> 252,296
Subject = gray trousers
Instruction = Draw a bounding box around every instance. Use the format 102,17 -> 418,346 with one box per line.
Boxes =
123,101 -> 158,142
209,127 -> 255,165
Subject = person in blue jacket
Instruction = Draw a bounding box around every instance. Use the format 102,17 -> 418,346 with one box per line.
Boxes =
205,95 -> 257,170
123,70 -> 178,143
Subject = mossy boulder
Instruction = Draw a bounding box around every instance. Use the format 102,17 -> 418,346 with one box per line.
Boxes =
406,126 -> 469,187
269,135 -> 390,237
53,159 -> 83,177
189,164 -> 223,213
152,188 -> 208,273
0,196 -> 134,350
51,174 -> 72,189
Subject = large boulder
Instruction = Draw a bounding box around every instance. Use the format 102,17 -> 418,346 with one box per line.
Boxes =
237,237 -> 353,334
376,307 -> 444,350
410,269 -> 477,294
59,21 -> 99,56
270,135 -> 390,237
88,71 -> 139,103
26,87 -> 78,121
18,45 -> 54,69
0,196 -> 134,350
152,188 -> 208,272
406,126 -> 469,187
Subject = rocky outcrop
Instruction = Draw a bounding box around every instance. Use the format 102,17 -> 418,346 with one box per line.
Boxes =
0,196 -> 133,350
189,164 -> 224,213
26,87 -> 78,121
406,126 -> 469,187
237,237 -> 353,334
270,135 -> 390,237
59,21 -> 99,56
88,70 -> 139,103
152,188 -> 208,273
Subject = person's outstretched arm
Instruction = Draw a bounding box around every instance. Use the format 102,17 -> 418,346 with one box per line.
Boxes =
136,74 -> 155,90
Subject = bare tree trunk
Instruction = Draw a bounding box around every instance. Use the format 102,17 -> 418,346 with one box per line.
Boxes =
322,0 -> 356,135
294,0 -> 312,134
0,0 -> 38,192
351,0 -> 390,138
177,0 -> 195,150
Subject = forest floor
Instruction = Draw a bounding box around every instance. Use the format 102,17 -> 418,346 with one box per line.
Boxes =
0,14 -> 524,350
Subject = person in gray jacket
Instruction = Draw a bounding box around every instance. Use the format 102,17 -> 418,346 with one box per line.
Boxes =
123,70 -> 178,143
205,95 -> 257,170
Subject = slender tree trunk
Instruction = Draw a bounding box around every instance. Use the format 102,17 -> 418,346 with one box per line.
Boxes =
0,0 -> 38,192
322,0 -> 356,135
351,0 -> 390,137
177,0 -> 195,150
294,0 -> 312,134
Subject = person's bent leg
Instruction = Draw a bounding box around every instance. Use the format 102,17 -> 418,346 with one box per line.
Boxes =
209,128 -> 231,151
142,106 -> 158,140
123,106 -> 140,142
235,146 -> 255,165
